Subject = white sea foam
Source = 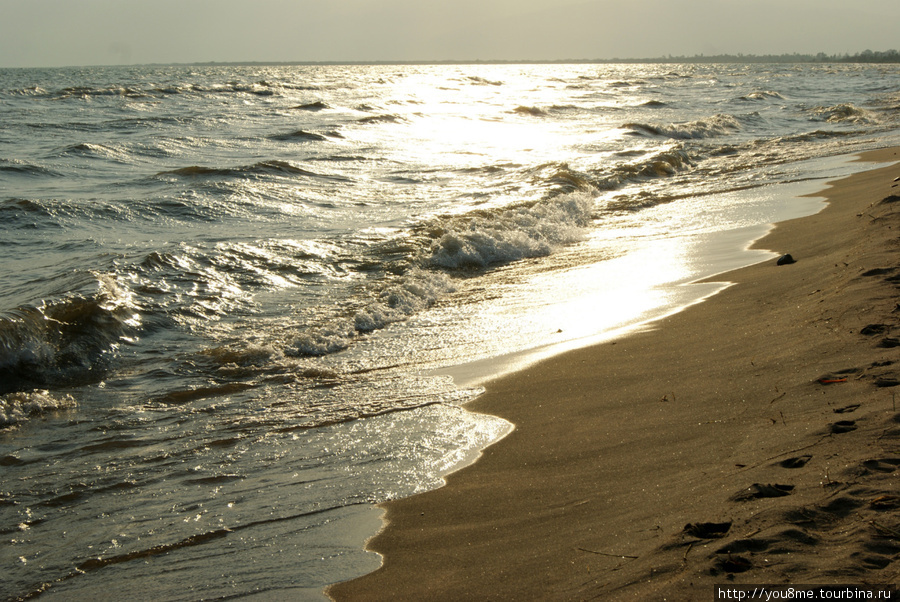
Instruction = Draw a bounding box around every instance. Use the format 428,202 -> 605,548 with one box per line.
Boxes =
426,191 -> 594,269
290,269 -> 457,356
0,390 -> 77,428
813,103 -> 877,124
354,270 -> 456,332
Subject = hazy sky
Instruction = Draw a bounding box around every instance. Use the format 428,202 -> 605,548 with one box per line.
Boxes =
2,0 -> 898,68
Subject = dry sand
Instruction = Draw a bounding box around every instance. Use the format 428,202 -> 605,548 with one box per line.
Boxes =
329,148 -> 900,600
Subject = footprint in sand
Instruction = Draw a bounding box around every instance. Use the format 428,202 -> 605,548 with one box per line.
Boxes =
713,554 -> 753,574
779,455 -> 812,469
683,521 -> 731,539
861,268 -> 895,277
862,458 -> 900,473
817,367 -> 859,384
860,324 -> 889,335
730,483 -> 794,502
830,420 -> 858,434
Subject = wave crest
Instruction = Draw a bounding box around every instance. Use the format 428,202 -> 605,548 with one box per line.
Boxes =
155,160 -> 351,181
0,390 -> 77,429
811,103 -> 876,123
740,90 -> 783,101
624,113 -> 742,139
425,192 -> 593,269
291,101 -> 329,111
288,194 -> 594,358
0,276 -> 140,394
290,270 -> 457,357
513,106 -> 548,117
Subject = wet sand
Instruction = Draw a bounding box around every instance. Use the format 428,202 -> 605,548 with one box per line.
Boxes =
329,148 -> 900,600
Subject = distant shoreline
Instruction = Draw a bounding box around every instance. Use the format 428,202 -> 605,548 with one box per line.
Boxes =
5,50 -> 899,70
189,50 -> 900,66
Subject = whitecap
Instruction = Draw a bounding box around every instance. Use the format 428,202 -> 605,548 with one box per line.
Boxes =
0,390 -> 77,428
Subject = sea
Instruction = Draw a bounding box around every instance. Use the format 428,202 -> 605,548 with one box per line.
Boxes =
1,62 -> 899,600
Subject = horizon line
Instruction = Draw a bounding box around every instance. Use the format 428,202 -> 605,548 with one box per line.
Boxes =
4,49 -> 899,70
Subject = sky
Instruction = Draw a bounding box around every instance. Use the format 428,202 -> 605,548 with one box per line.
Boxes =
2,0 -> 898,68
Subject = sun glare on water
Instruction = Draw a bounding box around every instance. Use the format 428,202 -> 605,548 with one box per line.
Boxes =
379,68 -> 581,169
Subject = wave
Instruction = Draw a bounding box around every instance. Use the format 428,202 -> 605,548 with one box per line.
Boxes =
290,269 -> 457,357
770,129 -> 861,144
423,191 -> 593,269
623,113 -> 742,139
608,80 -> 646,88
291,101 -> 329,111
810,103 -> 876,124
0,197 -> 66,232
528,163 -> 595,194
0,275 -> 140,395
0,197 -> 132,231
268,130 -> 329,142
39,80 -> 288,102
623,148 -> 695,177
288,192 -> 594,358
466,76 -> 503,86
514,104 -> 588,116
870,90 -> 900,113
151,85 -> 187,95
267,129 -> 342,142
513,106 -> 548,117
0,158 -> 62,177
0,389 -> 77,429
131,237 -> 354,332
50,86 -> 148,100
221,82 -> 276,97
520,150 -> 697,198
356,114 -> 405,125
155,160 -> 352,182
739,90 -> 783,102
7,85 -> 47,96
57,142 -> 132,162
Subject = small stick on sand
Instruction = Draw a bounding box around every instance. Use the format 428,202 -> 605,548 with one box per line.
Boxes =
576,547 -> 638,560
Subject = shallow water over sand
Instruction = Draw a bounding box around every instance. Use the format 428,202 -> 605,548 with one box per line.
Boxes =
1,63 -> 899,599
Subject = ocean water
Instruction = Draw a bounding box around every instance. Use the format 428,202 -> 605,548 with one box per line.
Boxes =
1,62 -> 899,600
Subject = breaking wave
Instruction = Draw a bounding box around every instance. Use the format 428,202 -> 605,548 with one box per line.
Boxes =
268,129 -> 335,142
739,90 -> 783,101
291,101 -> 330,111
0,158 -> 63,177
811,103 -> 876,124
424,192 -> 594,269
155,160 -> 352,182
291,269 -> 457,357
513,106 -> 548,117
0,276 -> 140,395
0,389 -> 77,429
290,192 -> 594,357
357,114 -> 406,125
624,113 -> 742,139
604,147 -> 696,184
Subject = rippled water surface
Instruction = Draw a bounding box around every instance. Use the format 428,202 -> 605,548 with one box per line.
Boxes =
1,63 -> 899,599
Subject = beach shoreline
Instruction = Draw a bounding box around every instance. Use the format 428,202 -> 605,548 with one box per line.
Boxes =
329,148 -> 900,600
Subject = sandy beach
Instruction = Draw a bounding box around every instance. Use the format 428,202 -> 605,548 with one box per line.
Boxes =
329,148 -> 900,601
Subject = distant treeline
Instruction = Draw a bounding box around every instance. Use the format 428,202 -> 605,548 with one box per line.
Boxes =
183,50 -> 900,68
608,49 -> 900,64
